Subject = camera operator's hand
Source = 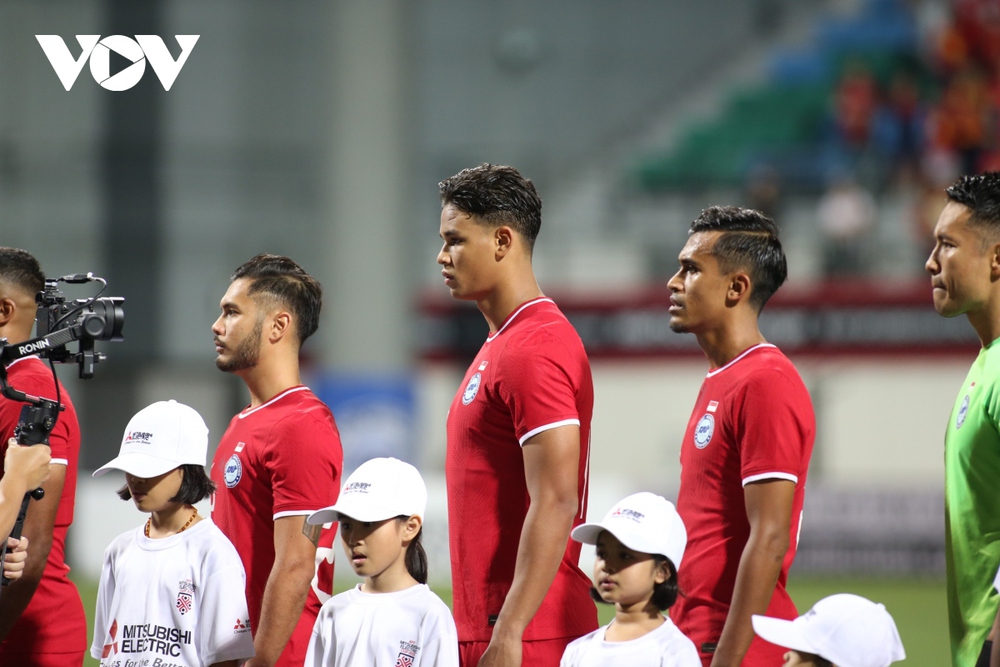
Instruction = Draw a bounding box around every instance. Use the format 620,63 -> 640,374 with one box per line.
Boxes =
1,536 -> 27,581
4,440 -> 51,492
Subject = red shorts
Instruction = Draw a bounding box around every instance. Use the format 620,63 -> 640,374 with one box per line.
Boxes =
459,637 -> 575,667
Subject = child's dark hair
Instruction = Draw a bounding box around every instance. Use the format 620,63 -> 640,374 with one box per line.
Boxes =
396,516 -> 428,584
118,464 -> 216,504
800,653 -> 833,667
590,555 -> 680,611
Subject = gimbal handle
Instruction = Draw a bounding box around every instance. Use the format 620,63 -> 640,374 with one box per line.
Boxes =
0,364 -> 62,587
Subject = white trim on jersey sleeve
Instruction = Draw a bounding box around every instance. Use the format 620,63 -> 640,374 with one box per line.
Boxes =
518,418 -> 580,446
273,509 -> 315,520
742,471 -> 798,486
50,458 -> 68,466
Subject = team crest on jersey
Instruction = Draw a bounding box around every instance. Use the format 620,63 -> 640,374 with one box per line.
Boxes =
395,640 -> 419,667
957,394 -> 970,429
176,579 -> 194,615
224,454 -> 243,488
462,372 -> 482,405
694,413 -> 715,449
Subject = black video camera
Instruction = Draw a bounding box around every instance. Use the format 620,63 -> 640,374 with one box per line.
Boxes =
0,273 -> 125,378
0,273 -> 124,586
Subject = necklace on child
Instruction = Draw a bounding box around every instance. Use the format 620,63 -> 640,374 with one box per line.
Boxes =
145,507 -> 198,538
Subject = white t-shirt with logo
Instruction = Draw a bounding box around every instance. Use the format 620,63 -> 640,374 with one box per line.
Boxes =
305,583 -> 458,667
559,617 -> 701,667
90,518 -> 256,667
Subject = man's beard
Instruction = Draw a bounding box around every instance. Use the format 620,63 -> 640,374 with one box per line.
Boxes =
216,320 -> 262,373
668,318 -> 689,333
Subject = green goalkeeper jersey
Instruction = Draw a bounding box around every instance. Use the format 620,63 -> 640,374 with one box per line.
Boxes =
947,341 -> 1000,667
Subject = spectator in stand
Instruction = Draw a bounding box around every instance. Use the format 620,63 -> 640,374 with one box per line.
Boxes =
871,70 -> 927,183
928,65 -> 992,175
833,61 -> 878,151
817,173 -> 877,277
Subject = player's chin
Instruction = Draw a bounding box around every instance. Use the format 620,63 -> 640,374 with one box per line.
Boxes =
932,296 -> 963,318
668,318 -> 690,333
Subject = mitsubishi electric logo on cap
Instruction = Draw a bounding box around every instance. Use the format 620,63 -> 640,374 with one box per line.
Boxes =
35,35 -> 199,91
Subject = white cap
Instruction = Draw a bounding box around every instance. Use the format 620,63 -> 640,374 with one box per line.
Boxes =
307,457 -> 427,525
752,594 -> 906,667
571,492 -> 687,570
93,400 -> 209,478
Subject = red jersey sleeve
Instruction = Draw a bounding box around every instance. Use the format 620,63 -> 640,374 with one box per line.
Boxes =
261,412 -> 342,517
733,368 -> 812,485
498,329 -> 582,445
0,365 -> 73,466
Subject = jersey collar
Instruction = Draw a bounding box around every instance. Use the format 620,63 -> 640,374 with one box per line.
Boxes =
486,297 -> 553,342
238,385 -> 309,419
705,343 -> 776,378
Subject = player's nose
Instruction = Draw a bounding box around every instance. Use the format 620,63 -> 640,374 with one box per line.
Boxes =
925,250 -> 939,274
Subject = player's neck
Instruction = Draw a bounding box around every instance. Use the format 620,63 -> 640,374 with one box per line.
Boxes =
0,320 -> 33,347
967,301 -> 1000,348
605,602 -> 664,642
696,317 -> 766,370
476,273 -> 544,334
238,350 -> 302,407
361,557 -> 418,594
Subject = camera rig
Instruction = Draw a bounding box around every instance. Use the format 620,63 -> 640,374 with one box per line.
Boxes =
0,273 -> 123,586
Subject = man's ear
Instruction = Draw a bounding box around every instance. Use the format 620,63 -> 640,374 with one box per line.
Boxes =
0,298 -> 17,328
268,310 -> 293,343
495,226 -> 514,260
990,241 -> 1000,280
726,272 -> 752,305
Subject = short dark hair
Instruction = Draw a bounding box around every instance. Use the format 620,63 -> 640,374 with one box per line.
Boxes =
689,206 -> 787,312
945,172 -> 1000,245
0,247 -> 45,297
232,254 -> 323,344
117,464 -> 216,504
438,163 -> 543,251
589,555 -> 680,611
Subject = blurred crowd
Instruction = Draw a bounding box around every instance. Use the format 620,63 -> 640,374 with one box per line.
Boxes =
749,0 -> 1000,279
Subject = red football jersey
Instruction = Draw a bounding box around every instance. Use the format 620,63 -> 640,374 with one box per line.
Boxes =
670,344 -> 815,667
211,385 -> 342,667
446,297 -> 598,644
0,356 -> 86,661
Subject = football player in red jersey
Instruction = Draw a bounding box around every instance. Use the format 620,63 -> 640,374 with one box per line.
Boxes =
437,164 -> 598,667
666,207 -> 815,667
0,247 -> 86,667
211,254 -> 343,667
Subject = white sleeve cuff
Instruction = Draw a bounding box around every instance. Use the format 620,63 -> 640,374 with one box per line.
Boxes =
273,510 -> 315,520
50,458 -> 69,466
742,472 -> 798,487
518,419 -> 580,446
